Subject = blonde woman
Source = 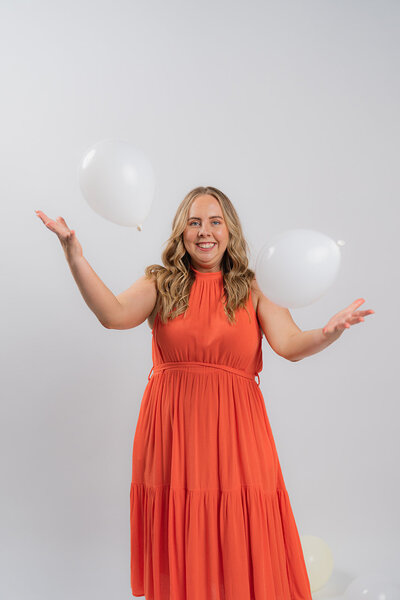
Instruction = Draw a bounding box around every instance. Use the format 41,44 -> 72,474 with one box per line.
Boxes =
36,186 -> 373,600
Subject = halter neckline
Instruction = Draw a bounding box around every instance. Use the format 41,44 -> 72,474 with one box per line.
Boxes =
190,265 -> 222,278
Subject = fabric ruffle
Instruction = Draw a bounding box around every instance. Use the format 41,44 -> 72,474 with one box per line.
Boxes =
131,481 -> 311,600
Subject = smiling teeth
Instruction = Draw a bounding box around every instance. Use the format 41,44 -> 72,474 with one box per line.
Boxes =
197,243 -> 215,248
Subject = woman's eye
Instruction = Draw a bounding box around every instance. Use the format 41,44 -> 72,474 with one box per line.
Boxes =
190,221 -> 221,226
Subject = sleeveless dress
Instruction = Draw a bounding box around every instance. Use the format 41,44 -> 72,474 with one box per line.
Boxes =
130,265 -> 312,600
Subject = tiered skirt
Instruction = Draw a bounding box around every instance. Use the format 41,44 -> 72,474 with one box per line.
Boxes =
130,364 -> 312,600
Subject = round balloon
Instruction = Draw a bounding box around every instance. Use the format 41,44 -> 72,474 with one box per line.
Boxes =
344,573 -> 400,600
255,229 -> 342,308
300,535 -> 334,592
78,139 -> 156,230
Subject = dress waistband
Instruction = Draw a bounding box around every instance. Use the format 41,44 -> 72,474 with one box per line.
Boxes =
148,361 -> 260,386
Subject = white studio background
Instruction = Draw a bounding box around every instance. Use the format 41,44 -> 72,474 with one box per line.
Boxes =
0,1 -> 398,599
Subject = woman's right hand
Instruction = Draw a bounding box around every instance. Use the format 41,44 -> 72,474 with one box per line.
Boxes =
35,210 -> 83,263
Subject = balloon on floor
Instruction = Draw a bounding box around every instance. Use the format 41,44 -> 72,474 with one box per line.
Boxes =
255,229 -> 344,308
78,139 -> 156,230
344,573 -> 400,600
300,535 -> 334,592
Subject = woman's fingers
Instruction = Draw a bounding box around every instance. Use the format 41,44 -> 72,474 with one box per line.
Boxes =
56,216 -> 70,229
347,316 -> 364,324
36,210 -> 68,236
352,298 -> 365,307
35,210 -> 54,227
37,212 -> 56,229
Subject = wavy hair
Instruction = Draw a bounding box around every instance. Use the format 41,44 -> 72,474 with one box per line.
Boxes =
144,185 -> 256,325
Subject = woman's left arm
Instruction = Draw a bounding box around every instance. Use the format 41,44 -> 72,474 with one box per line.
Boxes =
285,298 -> 375,362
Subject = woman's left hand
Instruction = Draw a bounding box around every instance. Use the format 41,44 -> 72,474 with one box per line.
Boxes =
322,299 -> 375,336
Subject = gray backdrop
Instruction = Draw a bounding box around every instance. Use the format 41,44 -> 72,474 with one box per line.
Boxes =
1,0 -> 398,598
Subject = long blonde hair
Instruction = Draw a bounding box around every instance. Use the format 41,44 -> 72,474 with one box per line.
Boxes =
144,185 -> 256,325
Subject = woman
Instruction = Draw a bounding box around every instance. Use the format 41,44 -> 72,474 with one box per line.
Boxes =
36,185 -> 373,600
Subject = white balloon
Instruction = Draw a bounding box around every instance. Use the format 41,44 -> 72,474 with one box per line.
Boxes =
344,573 -> 400,600
78,139 -> 156,230
255,229 -> 342,308
300,535 -> 334,592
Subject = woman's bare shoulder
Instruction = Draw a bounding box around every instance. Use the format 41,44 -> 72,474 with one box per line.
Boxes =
249,277 -> 260,313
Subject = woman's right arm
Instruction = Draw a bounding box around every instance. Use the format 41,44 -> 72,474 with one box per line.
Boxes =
35,210 -> 157,329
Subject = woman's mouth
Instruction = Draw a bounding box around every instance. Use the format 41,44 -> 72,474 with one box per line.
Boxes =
196,242 -> 217,252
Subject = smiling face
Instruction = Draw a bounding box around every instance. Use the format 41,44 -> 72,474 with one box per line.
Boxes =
183,194 -> 230,272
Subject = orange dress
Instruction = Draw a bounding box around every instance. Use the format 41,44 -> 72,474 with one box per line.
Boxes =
130,265 -> 312,600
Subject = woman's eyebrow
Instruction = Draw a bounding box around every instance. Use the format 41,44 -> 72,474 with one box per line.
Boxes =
187,215 -> 223,220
